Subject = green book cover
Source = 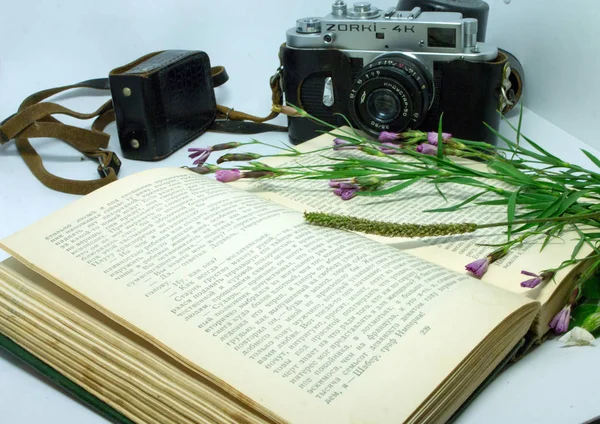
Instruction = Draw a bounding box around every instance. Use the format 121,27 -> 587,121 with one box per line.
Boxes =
0,331 -> 526,424
0,333 -> 134,424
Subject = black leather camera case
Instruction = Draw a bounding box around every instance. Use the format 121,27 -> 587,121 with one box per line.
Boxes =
281,45 -> 523,145
109,50 -> 217,161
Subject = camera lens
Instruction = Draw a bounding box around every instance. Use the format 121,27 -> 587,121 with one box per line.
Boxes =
366,89 -> 400,123
349,54 -> 433,137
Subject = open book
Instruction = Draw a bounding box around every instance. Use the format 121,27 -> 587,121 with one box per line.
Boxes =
0,133 -> 590,423
232,130 -> 593,339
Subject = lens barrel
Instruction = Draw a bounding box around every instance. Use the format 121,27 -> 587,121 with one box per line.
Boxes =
349,55 -> 433,138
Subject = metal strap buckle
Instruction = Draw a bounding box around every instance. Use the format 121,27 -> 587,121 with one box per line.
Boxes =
270,66 -> 284,94
96,153 -> 121,178
499,63 -> 515,113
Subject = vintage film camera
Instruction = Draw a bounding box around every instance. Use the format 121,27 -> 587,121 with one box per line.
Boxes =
280,0 -> 523,144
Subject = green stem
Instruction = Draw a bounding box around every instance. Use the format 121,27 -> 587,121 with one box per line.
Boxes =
477,211 -> 600,229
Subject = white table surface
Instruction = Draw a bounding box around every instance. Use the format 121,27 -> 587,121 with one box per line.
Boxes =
2,1 -> 600,422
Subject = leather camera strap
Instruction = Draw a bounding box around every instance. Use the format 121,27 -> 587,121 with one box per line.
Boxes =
0,79 -> 120,195
210,65 -> 287,134
0,65 -> 285,195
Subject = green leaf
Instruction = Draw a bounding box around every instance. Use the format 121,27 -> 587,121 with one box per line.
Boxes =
581,275 -> 600,300
581,149 -> 600,170
516,103 -> 524,148
431,176 -> 493,189
510,195 -> 565,233
522,136 -> 561,161
571,303 -> 600,329
333,113 -> 360,134
571,234 -> 587,260
483,122 -> 558,163
424,191 -> 487,212
357,178 -> 419,196
436,113 -> 444,160
556,189 -> 593,216
476,199 -> 509,206
540,223 -> 565,251
488,161 -> 534,185
434,184 -> 448,202
330,133 -> 365,145
507,190 -> 517,240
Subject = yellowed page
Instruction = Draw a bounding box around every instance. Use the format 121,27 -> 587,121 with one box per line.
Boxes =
232,130 -> 591,312
1,167 -> 536,424
0,258 -> 269,424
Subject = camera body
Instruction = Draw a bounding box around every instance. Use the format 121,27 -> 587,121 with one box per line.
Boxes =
281,1 -> 521,144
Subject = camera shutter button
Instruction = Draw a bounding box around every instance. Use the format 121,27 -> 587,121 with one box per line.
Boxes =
347,2 -> 380,18
354,2 -> 371,12
296,18 -> 322,34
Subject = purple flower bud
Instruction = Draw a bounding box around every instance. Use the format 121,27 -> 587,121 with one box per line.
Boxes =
379,142 -> 400,155
549,305 -> 571,334
241,171 -> 275,179
215,169 -> 241,183
427,132 -> 452,146
416,143 -> 438,156
217,153 -> 262,164
520,270 -> 543,288
333,138 -> 358,151
378,131 -> 399,142
341,189 -> 358,200
192,150 -> 211,165
189,165 -> 214,175
333,183 -> 359,200
520,270 -> 555,289
336,188 -> 358,200
465,257 -> 490,278
188,147 -> 211,158
189,147 -> 212,165
212,142 -> 242,151
329,178 -> 354,188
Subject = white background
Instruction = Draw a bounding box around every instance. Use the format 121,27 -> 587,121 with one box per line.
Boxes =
1,0 -> 600,423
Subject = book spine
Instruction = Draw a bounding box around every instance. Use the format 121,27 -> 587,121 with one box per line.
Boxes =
0,333 -> 134,424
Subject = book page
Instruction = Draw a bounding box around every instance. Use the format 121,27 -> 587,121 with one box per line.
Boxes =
1,167 -> 537,424
232,131 -> 592,312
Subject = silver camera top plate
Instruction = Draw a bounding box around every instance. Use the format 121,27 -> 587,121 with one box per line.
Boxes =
287,1 -> 497,62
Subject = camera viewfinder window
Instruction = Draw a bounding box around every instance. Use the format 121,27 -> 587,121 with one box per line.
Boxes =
427,28 -> 456,48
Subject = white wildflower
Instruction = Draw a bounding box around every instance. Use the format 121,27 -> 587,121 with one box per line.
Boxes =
558,326 -> 595,346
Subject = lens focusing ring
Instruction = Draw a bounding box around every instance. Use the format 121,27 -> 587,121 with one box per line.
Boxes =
349,55 -> 433,137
